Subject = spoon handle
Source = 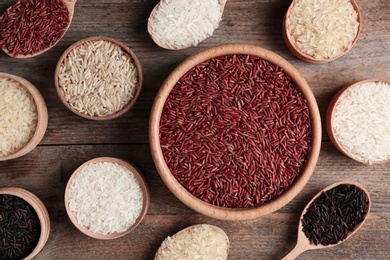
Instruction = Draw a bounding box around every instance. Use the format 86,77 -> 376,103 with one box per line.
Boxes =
281,242 -> 309,260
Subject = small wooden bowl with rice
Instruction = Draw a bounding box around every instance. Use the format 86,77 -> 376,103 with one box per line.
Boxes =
326,79 -> 390,165
283,0 -> 362,63
0,72 -> 48,161
64,157 -> 150,239
54,36 -> 143,120
0,187 -> 50,259
149,44 -> 322,221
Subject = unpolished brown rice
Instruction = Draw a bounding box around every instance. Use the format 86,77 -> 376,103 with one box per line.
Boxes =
58,40 -> 138,117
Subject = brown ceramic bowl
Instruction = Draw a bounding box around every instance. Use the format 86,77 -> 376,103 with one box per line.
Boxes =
0,72 -> 48,161
149,44 -> 322,221
54,36 -> 143,120
0,187 -> 50,259
64,157 -> 150,239
326,78 -> 390,164
282,0 -> 362,63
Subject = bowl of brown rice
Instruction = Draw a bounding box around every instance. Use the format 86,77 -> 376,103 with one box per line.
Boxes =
55,36 -> 143,120
283,0 -> 361,63
0,72 -> 48,161
149,44 -> 322,220
64,157 -> 150,239
326,79 -> 390,165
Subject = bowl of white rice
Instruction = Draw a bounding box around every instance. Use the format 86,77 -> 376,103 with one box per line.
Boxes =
64,157 -> 150,239
55,36 -> 143,120
326,79 -> 390,165
0,72 -> 48,161
283,0 -> 361,63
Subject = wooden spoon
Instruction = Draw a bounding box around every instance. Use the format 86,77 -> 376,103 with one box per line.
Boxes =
147,0 -> 228,50
0,0 -> 77,58
282,181 -> 371,259
155,224 -> 229,259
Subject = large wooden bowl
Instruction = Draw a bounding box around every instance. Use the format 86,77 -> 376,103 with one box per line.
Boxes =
0,187 -> 50,259
0,72 -> 48,161
149,44 -> 322,220
64,157 -> 150,239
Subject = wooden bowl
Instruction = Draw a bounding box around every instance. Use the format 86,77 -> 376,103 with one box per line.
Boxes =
54,36 -> 143,120
282,0 -> 362,63
0,72 -> 48,161
149,44 -> 322,220
0,187 -> 50,259
64,157 -> 150,239
326,78 -> 390,164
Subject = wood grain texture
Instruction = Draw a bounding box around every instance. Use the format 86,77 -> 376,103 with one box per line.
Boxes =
0,0 -> 389,259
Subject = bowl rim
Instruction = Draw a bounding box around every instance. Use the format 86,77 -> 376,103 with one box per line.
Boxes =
0,187 -> 50,259
54,36 -> 144,121
64,157 -> 150,239
0,72 -> 48,161
282,0 -> 362,63
326,78 -> 390,165
149,43 -> 322,220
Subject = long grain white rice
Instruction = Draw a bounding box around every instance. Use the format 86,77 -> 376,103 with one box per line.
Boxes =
58,40 -> 138,117
68,162 -> 144,235
287,0 -> 359,59
155,224 -> 229,260
148,0 -> 222,49
0,78 -> 37,157
332,81 -> 390,164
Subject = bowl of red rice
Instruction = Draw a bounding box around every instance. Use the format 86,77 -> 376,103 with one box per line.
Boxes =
54,36 -> 143,120
149,44 -> 322,220
0,72 -> 48,161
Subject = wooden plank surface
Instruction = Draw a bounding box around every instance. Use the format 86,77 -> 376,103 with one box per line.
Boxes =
0,0 -> 389,259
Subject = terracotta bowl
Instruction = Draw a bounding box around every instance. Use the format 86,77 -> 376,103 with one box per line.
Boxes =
64,157 -> 150,239
0,187 -> 50,259
54,36 -> 143,120
149,44 -> 322,221
0,72 -> 48,161
326,78 -> 390,164
282,0 -> 362,63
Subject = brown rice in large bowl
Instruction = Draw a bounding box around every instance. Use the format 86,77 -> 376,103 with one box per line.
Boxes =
149,44 -> 322,220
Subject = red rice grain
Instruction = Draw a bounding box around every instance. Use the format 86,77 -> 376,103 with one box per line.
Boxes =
0,0 -> 70,56
160,55 -> 312,208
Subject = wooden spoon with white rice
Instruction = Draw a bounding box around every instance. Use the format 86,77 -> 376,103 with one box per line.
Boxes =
155,224 -> 229,260
147,0 -> 228,50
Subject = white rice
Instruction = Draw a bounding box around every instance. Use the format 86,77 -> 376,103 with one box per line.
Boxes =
148,0 -> 222,49
287,0 -> 359,59
332,81 -> 390,164
58,40 -> 138,117
0,78 -> 37,157
68,162 -> 144,235
155,224 -> 229,260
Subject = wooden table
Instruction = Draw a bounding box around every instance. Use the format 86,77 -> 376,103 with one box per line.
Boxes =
1,0 -> 389,259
